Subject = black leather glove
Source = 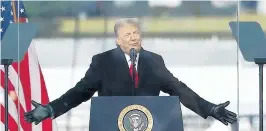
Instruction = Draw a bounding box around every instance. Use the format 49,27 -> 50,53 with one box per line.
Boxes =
24,100 -> 54,125
210,101 -> 237,125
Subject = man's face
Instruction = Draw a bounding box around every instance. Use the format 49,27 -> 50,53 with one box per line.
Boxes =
116,23 -> 142,54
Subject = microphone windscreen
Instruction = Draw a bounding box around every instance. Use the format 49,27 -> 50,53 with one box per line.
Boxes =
130,48 -> 136,61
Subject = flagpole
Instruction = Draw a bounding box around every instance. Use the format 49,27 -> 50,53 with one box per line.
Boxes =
11,1 -> 17,23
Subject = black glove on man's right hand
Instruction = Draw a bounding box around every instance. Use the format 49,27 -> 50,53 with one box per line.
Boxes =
24,100 -> 54,125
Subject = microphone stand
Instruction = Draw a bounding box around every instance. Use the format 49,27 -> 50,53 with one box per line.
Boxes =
130,48 -> 137,96
132,61 -> 136,96
254,58 -> 266,131
1,59 -> 13,131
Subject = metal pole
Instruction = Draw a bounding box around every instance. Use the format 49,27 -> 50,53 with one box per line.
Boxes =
66,13 -> 80,131
4,64 -> 9,131
259,64 -> 263,131
255,58 -> 266,131
1,59 -> 13,131
102,1 -> 108,52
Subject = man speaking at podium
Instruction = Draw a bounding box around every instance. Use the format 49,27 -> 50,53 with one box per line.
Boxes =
24,18 -> 237,126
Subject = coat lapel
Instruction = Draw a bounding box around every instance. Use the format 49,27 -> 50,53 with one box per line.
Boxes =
112,47 -> 132,83
137,48 -> 151,88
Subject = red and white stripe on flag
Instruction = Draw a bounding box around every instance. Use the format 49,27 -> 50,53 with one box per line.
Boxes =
0,1 -> 58,131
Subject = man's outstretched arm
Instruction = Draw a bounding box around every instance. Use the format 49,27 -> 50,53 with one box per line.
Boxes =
157,56 -> 237,125
24,55 -> 101,124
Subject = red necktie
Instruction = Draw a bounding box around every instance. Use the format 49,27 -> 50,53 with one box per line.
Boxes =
129,63 -> 139,88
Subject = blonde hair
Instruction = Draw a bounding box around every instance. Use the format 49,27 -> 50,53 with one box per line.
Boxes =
114,18 -> 141,37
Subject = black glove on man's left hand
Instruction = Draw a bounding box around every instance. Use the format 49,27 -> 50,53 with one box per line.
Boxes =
210,101 -> 237,125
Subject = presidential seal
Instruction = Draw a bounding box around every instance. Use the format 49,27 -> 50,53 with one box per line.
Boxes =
118,105 -> 153,131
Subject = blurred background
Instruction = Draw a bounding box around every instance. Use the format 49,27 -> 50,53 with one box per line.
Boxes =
21,0 -> 266,131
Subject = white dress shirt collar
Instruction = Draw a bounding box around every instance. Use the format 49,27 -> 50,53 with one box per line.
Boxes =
125,53 -> 139,68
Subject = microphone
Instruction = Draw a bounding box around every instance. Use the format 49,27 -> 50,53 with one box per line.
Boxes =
129,48 -> 137,96
130,48 -> 137,67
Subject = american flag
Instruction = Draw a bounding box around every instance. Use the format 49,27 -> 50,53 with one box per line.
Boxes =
0,1 -> 57,131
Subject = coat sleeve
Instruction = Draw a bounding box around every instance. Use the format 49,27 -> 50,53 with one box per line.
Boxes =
49,55 -> 101,118
157,56 -> 215,119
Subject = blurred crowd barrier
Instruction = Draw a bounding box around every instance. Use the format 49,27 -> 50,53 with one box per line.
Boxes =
24,1 -> 266,38
22,1 -> 266,131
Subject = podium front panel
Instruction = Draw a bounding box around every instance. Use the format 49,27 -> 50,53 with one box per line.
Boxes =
89,96 -> 184,131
